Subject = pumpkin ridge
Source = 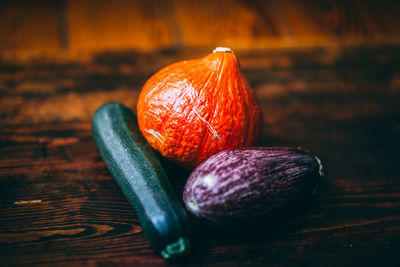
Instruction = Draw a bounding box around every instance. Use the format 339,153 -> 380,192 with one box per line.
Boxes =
235,59 -> 251,146
164,57 -> 215,166
191,55 -> 223,166
198,54 -> 226,154
219,53 -> 235,147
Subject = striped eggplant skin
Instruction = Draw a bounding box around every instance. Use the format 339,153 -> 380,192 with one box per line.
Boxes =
183,147 -> 323,223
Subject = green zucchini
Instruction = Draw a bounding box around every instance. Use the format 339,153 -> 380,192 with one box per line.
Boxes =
92,102 -> 191,259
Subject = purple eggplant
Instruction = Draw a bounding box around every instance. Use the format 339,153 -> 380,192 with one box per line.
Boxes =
183,147 -> 323,223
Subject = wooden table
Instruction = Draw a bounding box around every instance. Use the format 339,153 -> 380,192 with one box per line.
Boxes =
1,45 -> 400,266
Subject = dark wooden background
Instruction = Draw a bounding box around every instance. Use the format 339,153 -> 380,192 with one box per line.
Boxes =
2,0 -> 400,60
1,1 -> 400,266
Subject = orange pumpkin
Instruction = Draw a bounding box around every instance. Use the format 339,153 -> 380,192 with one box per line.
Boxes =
137,47 -> 262,169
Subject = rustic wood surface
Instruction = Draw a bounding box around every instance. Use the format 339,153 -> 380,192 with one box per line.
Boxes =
1,0 -> 400,60
1,45 -> 400,266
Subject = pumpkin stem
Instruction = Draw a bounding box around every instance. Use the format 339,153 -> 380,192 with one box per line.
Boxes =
213,47 -> 233,53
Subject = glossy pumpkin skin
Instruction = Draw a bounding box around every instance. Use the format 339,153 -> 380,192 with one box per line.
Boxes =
137,49 -> 262,169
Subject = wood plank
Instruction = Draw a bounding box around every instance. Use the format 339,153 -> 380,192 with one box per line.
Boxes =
0,119 -> 399,265
0,0 -> 60,55
1,45 -> 399,125
173,0 -> 281,48
67,0 -> 178,52
1,0 -> 400,60
1,45 -> 400,266
281,0 -> 400,41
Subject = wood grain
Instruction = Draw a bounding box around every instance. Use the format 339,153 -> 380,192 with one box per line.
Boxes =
1,45 -> 400,266
0,0 -> 60,55
67,0 -> 177,52
1,0 -> 400,59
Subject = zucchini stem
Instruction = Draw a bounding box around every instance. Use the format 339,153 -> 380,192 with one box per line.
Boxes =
161,238 -> 191,259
